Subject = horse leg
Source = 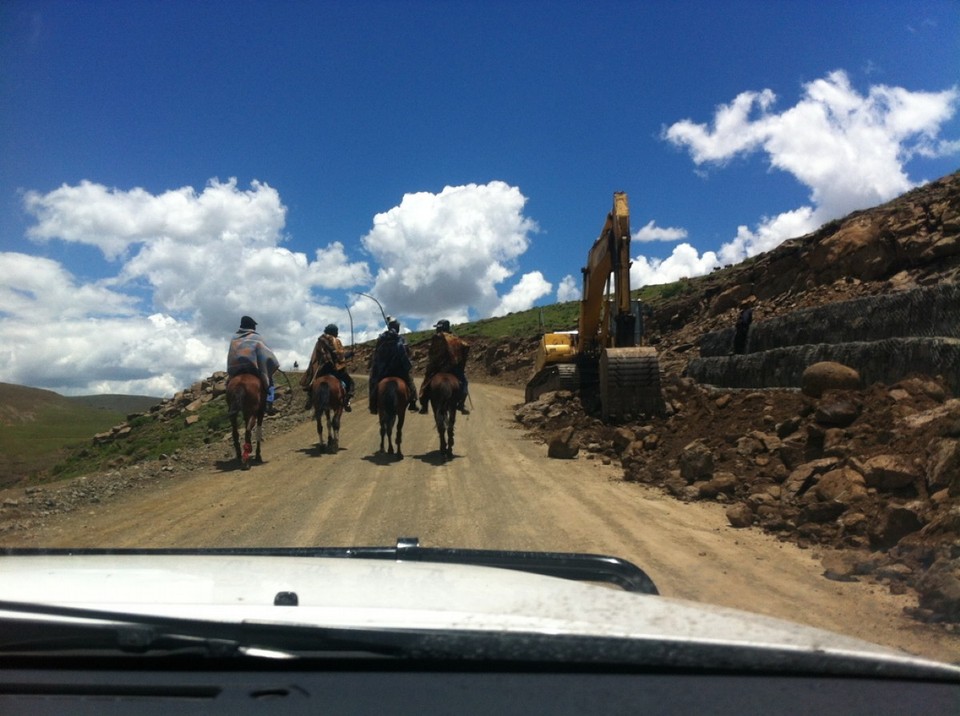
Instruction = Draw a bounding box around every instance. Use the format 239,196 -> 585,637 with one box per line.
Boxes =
435,408 -> 447,459
382,415 -> 392,454
254,417 -> 263,463
395,409 -> 404,460
241,421 -> 253,470
314,382 -> 328,452
380,382 -> 395,455
331,409 -> 341,452
446,409 -> 456,459
230,414 -> 242,463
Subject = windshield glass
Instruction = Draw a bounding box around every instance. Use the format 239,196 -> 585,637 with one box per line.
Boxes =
1,0 -> 958,669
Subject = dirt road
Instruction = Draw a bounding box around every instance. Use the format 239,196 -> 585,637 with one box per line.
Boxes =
6,382 -> 958,663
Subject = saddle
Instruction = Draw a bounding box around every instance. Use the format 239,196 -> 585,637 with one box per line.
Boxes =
318,365 -> 347,393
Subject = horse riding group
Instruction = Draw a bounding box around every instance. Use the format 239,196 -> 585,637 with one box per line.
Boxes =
225,315 -> 469,468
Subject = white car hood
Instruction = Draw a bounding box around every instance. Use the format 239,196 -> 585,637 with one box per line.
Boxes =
0,552 -> 955,676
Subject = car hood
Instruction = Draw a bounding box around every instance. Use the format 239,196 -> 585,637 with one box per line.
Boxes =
1,550 -> 957,677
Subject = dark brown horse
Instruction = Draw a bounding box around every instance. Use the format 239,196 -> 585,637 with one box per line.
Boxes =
311,373 -> 345,453
425,372 -> 459,460
226,373 -> 265,469
377,377 -> 408,459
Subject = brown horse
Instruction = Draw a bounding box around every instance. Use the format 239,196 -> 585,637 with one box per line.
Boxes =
226,373 -> 265,469
377,377 -> 408,459
425,372 -> 460,460
311,373 -> 345,453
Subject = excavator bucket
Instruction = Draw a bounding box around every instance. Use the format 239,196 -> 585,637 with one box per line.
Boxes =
600,347 -> 664,421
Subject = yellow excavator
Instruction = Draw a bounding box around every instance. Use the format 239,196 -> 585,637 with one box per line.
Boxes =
525,192 -> 663,421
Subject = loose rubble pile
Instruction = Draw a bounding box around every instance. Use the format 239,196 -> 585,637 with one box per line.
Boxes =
511,169 -> 960,626
516,362 -> 960,625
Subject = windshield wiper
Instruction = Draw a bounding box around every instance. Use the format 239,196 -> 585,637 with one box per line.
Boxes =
0,600 -> 411,660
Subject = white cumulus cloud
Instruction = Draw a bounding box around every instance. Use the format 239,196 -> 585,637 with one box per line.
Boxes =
24,178 -> 287,259
0,252 -> 138,321
492,271 -> 552,317
639,70 -> 960,282
361,182 -> 540,327
633,220 -> 688,243
556,274 -> 580,302
4,178 -> 552,395
5,178 -> 376,395
630,243 -> 719,288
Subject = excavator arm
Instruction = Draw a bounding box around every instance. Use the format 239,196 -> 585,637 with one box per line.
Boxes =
578,191 -> 634,354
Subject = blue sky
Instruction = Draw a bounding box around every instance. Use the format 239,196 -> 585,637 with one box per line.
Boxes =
1,0 -> 958,396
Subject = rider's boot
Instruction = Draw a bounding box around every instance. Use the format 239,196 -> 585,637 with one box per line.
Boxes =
458,399 -> 470,415
406,380 -> 419,412
418,396 -> 429,414
344,392 -> 353,412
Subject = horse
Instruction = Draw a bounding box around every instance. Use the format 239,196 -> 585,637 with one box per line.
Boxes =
311,373 -> 345,454
425,372 -> 460,460
226,373 -> 265,469
377,377 -> 408,459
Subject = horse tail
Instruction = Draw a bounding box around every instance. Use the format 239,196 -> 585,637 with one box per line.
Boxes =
383,379 -> 398,416
314,380 -> 331,415
226,379 -> 243,417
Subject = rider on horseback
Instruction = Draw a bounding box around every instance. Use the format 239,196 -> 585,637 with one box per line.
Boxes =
301,324 -> 355,412
418,319 -> 470,415
369,317 -> 419,414
227,316 -> 280,413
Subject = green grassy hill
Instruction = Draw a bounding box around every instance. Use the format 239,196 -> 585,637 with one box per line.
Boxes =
411,280 -> 694,343
0,382 -> 159,486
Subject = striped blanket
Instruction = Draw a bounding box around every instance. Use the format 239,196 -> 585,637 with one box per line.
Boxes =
227,329 -> 279,386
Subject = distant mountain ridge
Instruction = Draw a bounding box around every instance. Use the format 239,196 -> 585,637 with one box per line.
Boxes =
67,393 -> 162,415
0,382 -> 160,423
0,383 -> 162,485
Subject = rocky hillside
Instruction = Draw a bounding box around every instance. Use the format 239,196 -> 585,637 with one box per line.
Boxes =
515,169 -> 960,626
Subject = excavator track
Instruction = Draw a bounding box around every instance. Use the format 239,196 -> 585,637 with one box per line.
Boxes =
600,347 -> 663,421
524,363 -> 580,403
